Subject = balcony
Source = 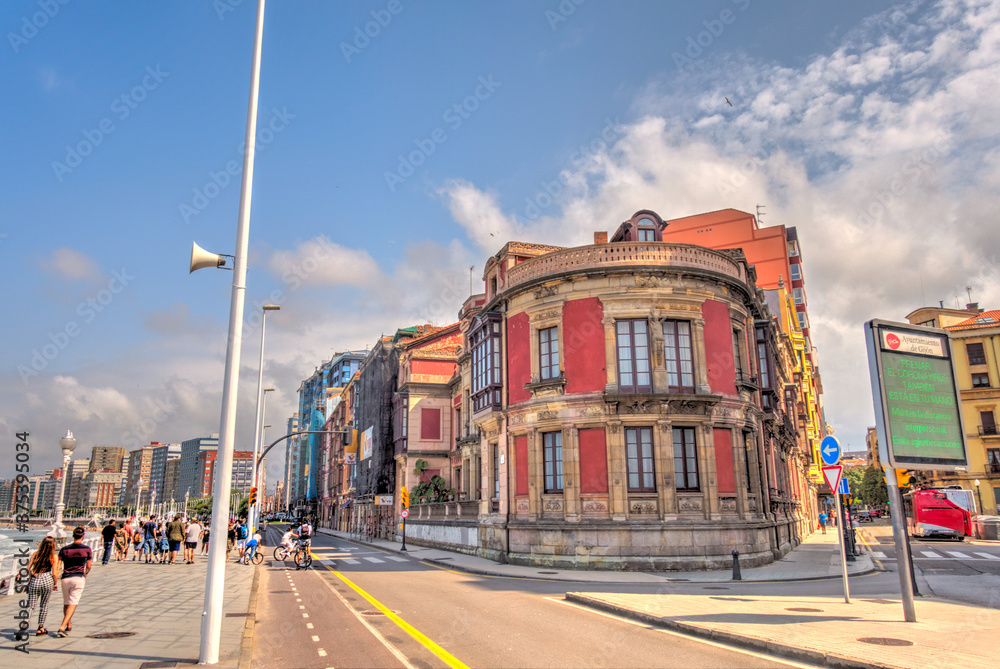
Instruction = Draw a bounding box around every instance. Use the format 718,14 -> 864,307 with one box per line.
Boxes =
734,370 -> 758,392
979,425 -> 999,437
505,242 -> 746,291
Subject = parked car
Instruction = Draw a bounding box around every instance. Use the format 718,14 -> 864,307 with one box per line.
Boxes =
856,510 -> 874,522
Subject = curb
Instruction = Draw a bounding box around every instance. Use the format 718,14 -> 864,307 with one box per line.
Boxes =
331,531 -> 877,584
564,593 -> 903,669
237,536 -> 265,669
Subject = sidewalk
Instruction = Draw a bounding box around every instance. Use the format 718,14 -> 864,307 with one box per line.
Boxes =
0,548 -> 255,668
565,591 -> 997,669
319,526 -> 875,583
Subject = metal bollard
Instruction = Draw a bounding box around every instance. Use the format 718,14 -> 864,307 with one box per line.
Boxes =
731,549 -> 742,581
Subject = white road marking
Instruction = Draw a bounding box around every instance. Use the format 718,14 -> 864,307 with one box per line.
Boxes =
364,557 -> 385,564
386,556 -> 409,562
318,649 -> 327,657
343,559 -> 360,565
296,598 -> 302,602
920,550 -> 945,559
306,623 -> 314,629
299,605 -> 306,610
312,635 -> 320,642
975,552 -> 1000,560
870,551 -> 886,559
302,613 -> 309,618
945,551 -> 970,559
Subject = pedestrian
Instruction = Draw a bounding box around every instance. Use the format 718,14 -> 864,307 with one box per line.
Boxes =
166,514 -> 185,565
819,511 -> 828,534
22,537 -> 60,638
114,522 -> 128,561
226,520 -> 236,562
201,523 -> 211,555
101,519 -> 117,565
158,523 -> 170,563
57,526 -> 92,637
131,524 -> 143,559
142,515 -> 158,564
235,518 -> 249,559
184,517 -> 203,564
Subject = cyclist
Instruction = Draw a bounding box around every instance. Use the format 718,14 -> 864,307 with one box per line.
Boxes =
244,530 -> 261,563
294,519 -> 312,569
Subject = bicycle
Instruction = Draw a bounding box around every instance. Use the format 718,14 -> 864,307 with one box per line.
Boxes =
273,542 -> 312,569
241,546 -> 263,565
273,544 -> 292,561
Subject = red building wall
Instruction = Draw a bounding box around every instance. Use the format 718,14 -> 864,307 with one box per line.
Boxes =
563,297 -> 606,394
713,428 -> 735,494
507,312 -> 531,404
515,435 -> 528,496
578,428 -> 608,494
702,299 -> 736,395
411,359 -> 457,378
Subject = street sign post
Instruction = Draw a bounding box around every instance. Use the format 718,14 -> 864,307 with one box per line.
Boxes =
821,435 -> 841,466
865,318 -> 960,623
822,465 -> 850,603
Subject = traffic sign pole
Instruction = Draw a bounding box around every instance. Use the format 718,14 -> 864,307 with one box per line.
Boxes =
886,467 -> 917,622
822,465 -> 850,603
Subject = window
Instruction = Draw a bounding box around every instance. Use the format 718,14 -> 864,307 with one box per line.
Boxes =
471,314 -> 502,412
733,330 -> 743,378
793,287 -> 804,305
672,427 -> 699,491
493,443 -> 500,498
616,319 -> 651,393
663,320 -> 694,391
967,342 -> 987,365
787,240 -> 799,256
543,431 -> 563,493
790,263 -> 802,281
982,411 -> 997,436
797,311 -> 807,329
756,327 -> 771,389
973,373 -> 991,388
626,427 -> 655,492
636,217 -> 657,241
988,449 -> 1000,474
539,326 -> 559,380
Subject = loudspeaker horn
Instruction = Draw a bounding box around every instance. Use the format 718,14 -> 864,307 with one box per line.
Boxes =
189,241 -> 226,273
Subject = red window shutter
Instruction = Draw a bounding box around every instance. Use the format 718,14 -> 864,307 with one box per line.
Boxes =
421,408 -> 441,440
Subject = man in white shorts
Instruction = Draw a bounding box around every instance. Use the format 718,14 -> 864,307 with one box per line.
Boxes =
56,526 -> 92,637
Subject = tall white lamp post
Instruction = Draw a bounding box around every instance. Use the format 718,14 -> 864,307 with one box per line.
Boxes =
195,0 -> 266,663
48,430 -> 77,546
251,345 -> 278,534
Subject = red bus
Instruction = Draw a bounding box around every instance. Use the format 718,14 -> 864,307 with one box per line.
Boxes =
902,487 -> 976,540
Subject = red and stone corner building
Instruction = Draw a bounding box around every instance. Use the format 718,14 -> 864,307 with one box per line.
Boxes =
407,209 -> 803,570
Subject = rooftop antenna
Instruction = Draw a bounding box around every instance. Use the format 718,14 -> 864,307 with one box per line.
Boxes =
966,285 -> 973,304
469,265 -> 475,296
756,204 -> 766,226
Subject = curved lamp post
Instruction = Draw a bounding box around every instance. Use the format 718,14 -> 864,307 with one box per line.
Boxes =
48,430 -> 78,546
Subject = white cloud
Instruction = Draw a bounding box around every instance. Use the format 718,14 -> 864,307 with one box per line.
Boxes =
40,248 -> 103,282
266,235 -> 381,288
431,0 -> 1000,451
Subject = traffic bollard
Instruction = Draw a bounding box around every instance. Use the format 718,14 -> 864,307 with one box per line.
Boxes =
731,549 -> 742,581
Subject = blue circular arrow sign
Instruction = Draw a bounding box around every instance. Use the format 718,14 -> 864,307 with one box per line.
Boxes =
820,435 -> 841,466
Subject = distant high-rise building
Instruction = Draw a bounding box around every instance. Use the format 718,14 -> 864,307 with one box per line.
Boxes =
149,442 -> 182,499
163,457 -> 181,503
178,434 -> 219,500
89,446 -> 126,473
66,459 -> 91,508
126,447 -> 154,508
209,451 -> 255,496
285,412 -> 299,506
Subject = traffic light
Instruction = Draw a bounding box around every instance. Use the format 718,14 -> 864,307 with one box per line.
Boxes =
400,486 -> 409,509
895,469 -> 915,489
249,487 -> 257,506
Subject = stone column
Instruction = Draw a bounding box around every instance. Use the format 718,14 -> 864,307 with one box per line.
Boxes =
527,428 -> 541,521
606,420 -> 626,520
744,428 -> 763,517
656,420 -> 676,519
700,423 -> 719,520
691,318 -> 711,394
564,426 -> 581,522
602,315 -> 619,393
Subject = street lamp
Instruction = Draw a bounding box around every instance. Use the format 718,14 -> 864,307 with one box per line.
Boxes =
194,0 -> 266,662
250,302 -> 280,536
48,430 -> 77,546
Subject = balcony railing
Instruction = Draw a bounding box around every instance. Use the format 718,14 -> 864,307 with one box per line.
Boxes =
505,242 -> 746,291
980,425 -> 999,437
989,462 -> 1000,474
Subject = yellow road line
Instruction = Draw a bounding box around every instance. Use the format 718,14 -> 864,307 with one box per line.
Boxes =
317,556 -> 469,669
856,531 -> 884,569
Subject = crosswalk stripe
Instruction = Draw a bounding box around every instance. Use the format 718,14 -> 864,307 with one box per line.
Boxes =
945,551 -> 970,559
363,556 -> 385,564
870,551 -> 886,559
343,558 -> 360,565
386,555 -> 409,562
974,552 -> 1000,560
920,551 -> 945,559
322,560 -> 337,566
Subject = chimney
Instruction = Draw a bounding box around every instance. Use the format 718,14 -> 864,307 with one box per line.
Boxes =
966,302 -> 982,313
594,231 -> 608,244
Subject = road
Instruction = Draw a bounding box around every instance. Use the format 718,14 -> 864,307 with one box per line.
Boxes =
251,526 -> 813,669
856,518 -> 1000,609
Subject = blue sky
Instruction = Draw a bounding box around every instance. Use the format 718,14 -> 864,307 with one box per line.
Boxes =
3,0 -> 999,487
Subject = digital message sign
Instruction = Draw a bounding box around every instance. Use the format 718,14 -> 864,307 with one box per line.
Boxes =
865,319 -> 969,470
